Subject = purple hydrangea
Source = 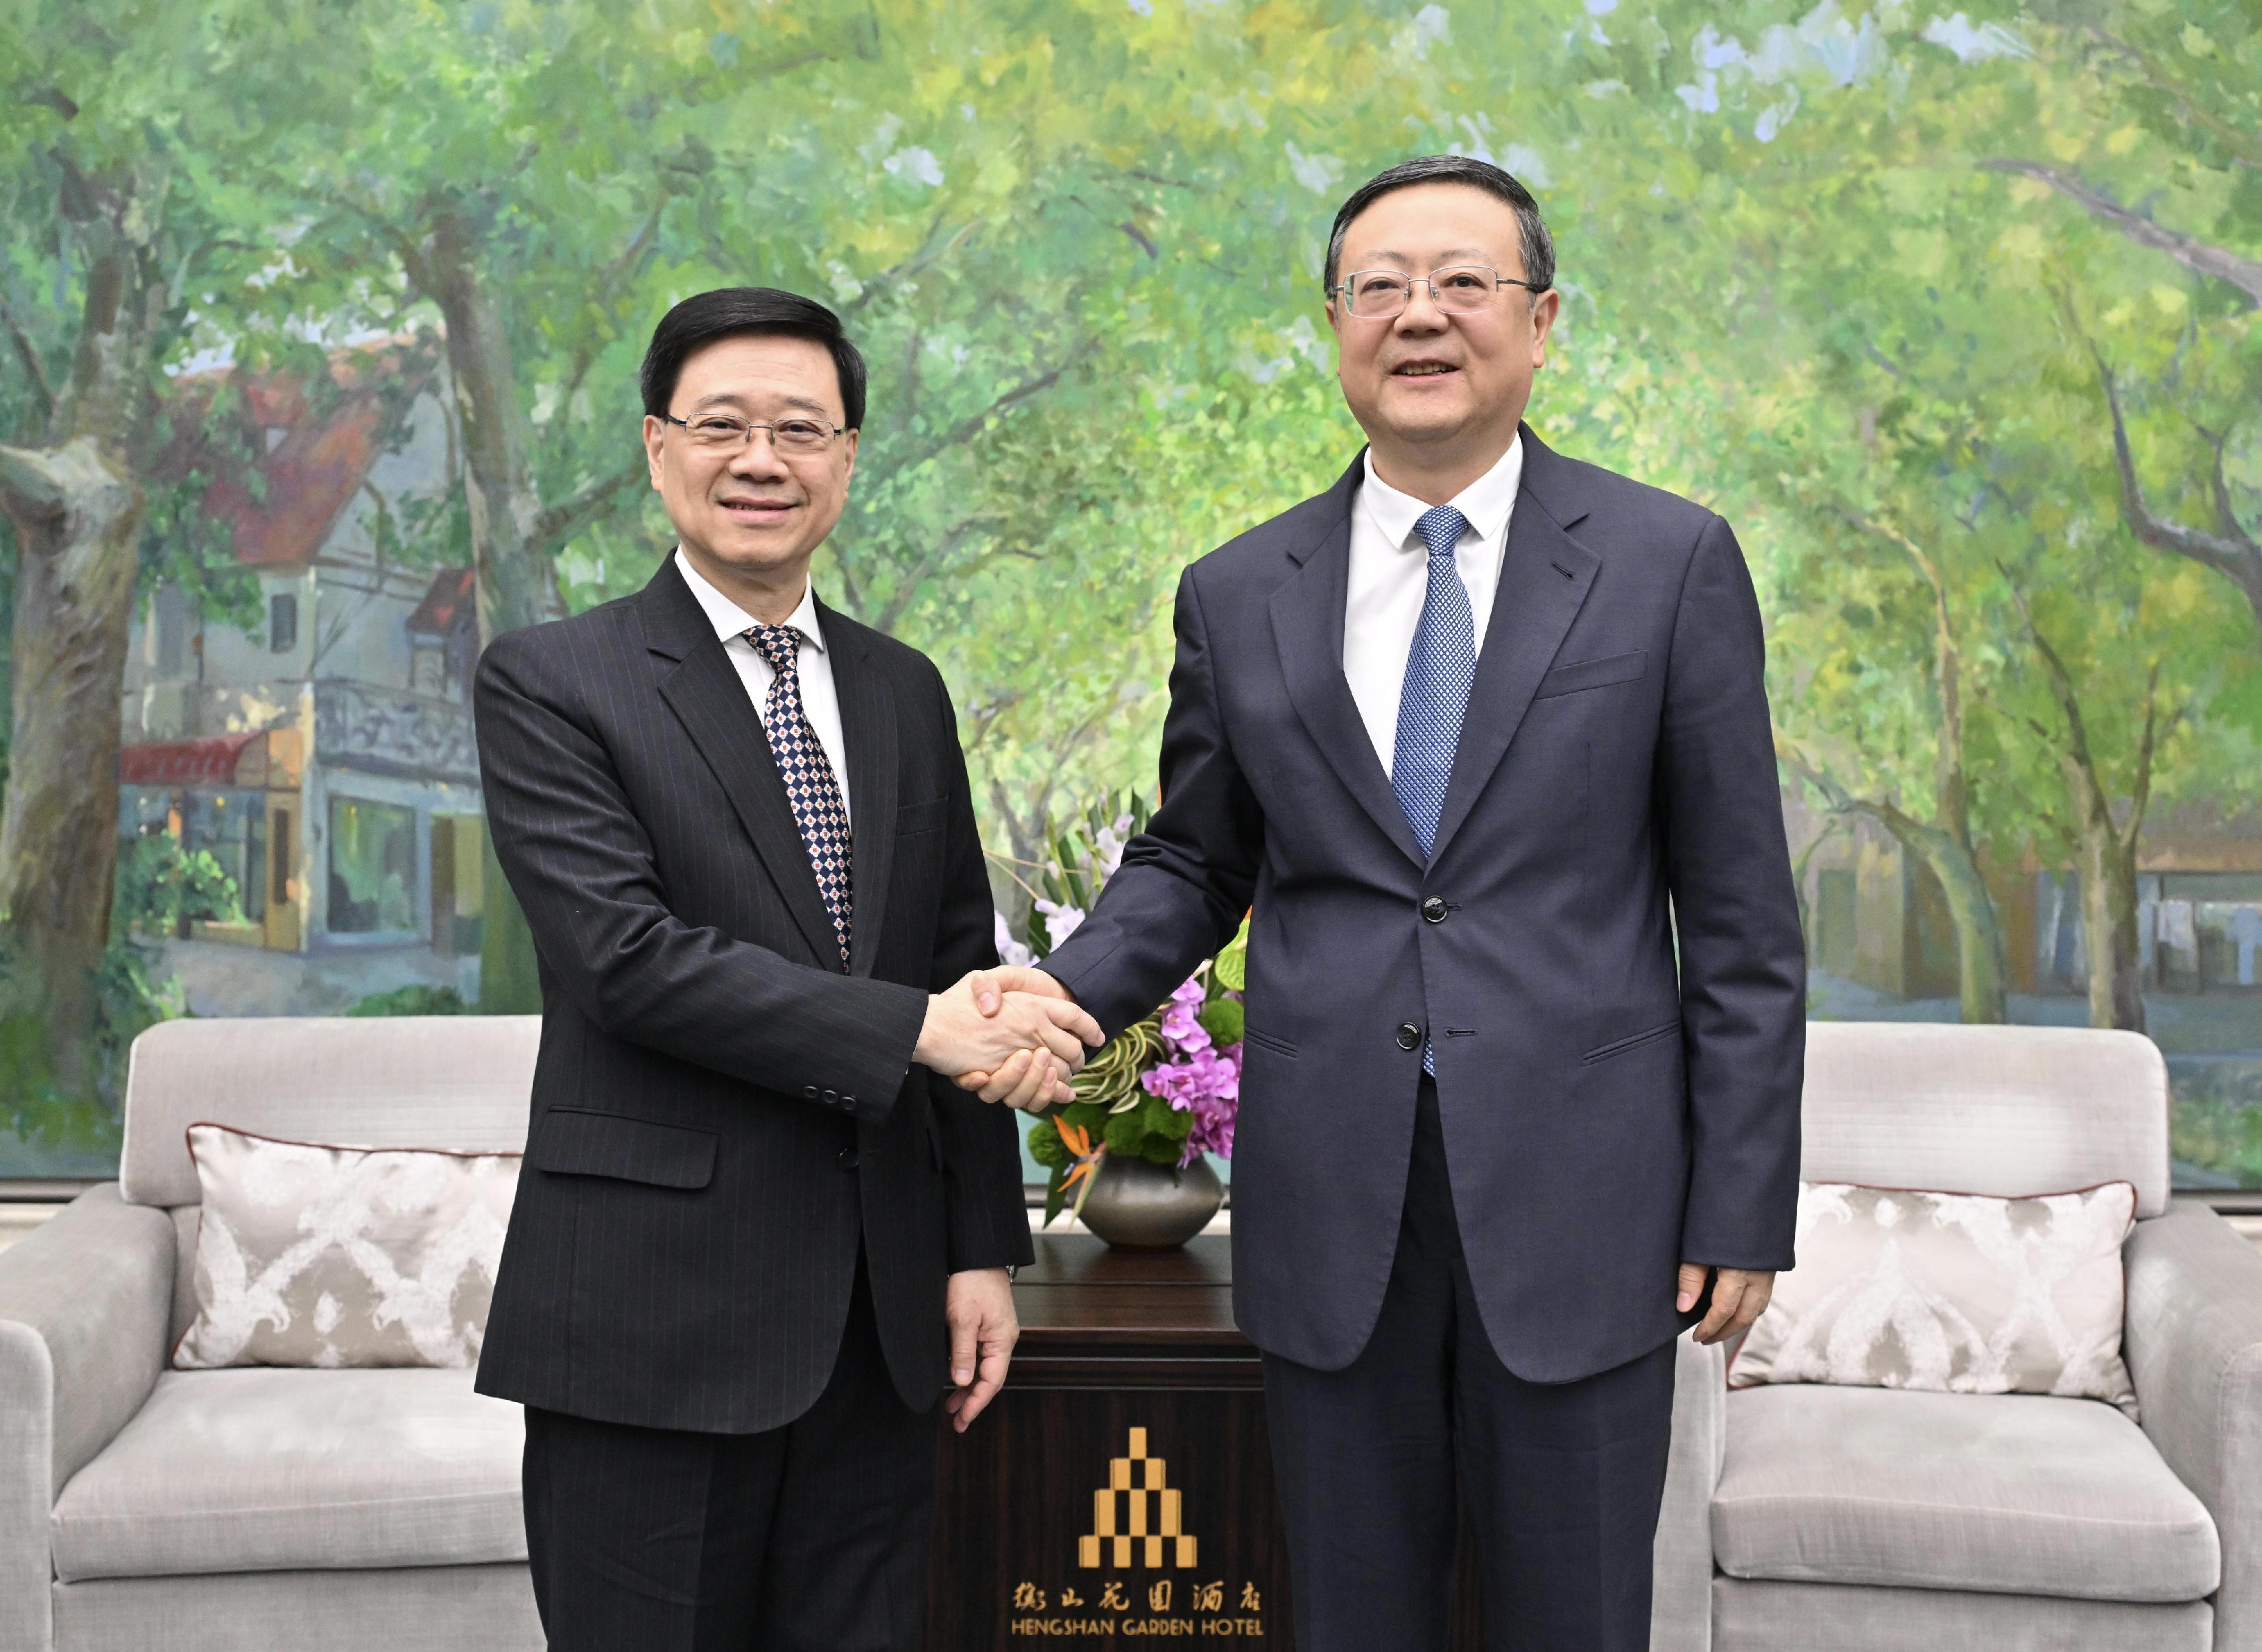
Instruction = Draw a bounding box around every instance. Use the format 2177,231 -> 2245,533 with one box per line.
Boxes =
1143,974 -> 1240,1166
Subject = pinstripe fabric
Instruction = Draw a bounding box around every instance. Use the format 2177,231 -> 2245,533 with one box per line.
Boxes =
521,1265 -> 937,1652
472,554 -> 1030,1436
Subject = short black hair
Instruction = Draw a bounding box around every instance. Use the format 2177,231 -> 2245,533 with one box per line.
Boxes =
638,287 -> 868,430
1323,155 -> 1555,296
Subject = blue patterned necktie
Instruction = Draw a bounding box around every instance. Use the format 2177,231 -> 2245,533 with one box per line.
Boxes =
1391,504 -> 1477,859
1390,504 -> 1475,1073
744,622 -> 853,971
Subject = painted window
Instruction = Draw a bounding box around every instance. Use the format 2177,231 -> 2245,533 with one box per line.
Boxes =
327,797 -> 417,934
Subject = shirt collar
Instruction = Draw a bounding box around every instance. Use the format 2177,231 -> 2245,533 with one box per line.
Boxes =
1359,432 -> 1525,553
674,547 -> 826,651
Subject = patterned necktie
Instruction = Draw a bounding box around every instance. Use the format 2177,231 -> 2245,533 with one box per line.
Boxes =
743,622 -> 853,971
1391,504 -> 1477,860
1390,504 -> 1475,1076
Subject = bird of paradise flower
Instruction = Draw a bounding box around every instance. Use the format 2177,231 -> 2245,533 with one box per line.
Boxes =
1051,1116 -> 1107,1226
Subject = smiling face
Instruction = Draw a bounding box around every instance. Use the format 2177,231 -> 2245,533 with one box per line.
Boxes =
642,331 -> 858,618
1327,181 -> 1559,500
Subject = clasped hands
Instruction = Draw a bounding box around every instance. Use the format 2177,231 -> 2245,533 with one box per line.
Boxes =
914,967 -> 1098,1110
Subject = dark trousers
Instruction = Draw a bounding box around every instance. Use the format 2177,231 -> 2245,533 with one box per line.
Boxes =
521,1260 -> 938,1652
1262,1080 -> 1676,1652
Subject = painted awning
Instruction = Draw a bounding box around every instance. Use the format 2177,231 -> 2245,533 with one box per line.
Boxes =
119,732 -> 262,787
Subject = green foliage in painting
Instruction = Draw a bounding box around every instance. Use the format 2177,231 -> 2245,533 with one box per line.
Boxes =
349,985 -> 473,1018
3,0 -> 2262,1176
114,836 -> 244,939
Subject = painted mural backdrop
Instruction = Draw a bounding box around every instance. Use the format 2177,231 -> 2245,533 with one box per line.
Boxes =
1,0 -> 2257,1184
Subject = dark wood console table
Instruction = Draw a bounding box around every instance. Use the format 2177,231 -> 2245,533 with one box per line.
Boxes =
925,1233 -> 1292,1646
925,1233 -> 1481,1649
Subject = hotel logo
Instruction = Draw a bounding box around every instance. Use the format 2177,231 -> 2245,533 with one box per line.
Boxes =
1077,1426 -> 1198,1569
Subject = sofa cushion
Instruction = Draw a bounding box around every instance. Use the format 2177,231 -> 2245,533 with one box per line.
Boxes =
175,1124 -> 517,1370
1732,1180 -> 2137,1412
53,1565 -> 543,1652
1714,1384 -> 2217,1602
50,1368 -> 524,1581
1712,1578 -> 2212,1652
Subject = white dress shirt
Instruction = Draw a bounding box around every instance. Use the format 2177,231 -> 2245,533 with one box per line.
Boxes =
674,547 -> 852,825
1342,435 -> 1525,778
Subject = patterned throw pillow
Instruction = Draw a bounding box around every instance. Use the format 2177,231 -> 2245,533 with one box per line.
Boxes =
1732,1180 -> 2138,1414
174,1123 -> 519,1370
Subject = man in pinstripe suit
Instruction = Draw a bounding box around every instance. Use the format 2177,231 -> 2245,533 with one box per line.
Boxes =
472,287 -> 1102,1652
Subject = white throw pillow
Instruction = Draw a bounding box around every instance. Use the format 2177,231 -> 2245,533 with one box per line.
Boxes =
1731,1180 -> 2138,1414
174,1123 -> 519,1370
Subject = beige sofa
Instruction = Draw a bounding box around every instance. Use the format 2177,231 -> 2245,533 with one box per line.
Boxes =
1647,1021 -> 2262,1652
5,1016 -> 2259,1650
0,1017 -> 544,1652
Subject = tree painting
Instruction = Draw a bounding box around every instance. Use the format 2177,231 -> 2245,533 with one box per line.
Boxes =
1,0 -> 2259,1184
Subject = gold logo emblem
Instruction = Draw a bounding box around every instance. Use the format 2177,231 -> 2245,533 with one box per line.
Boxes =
1077,1427 -> 1197,1569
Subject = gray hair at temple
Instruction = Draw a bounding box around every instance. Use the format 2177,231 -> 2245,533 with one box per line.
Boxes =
1323,154 -> 1556,297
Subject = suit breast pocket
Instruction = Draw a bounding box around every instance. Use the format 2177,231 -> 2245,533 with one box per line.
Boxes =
1534,650 -> 1647,701
897,797 -> 949,836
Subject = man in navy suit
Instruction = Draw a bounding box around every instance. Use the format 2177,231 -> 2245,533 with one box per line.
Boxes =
967,156 -> 1805,1649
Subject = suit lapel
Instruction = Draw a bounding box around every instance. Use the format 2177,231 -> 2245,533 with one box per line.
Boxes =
644,559 -> 843,969
1269,456 -> 1426,868
1427,429 -> 1599,863
823,601 -> 897,980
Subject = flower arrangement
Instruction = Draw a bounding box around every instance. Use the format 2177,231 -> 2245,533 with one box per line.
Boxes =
992,793 -> 1246,1226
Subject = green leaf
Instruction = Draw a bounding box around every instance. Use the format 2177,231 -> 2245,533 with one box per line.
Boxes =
1025,1118 -> 1069,1170
1057,1101 -> 1110,1136
1212,916 -> 1250,990
1197,998 -> 1244,1047
1102,1106 -> 1147,1157
1042,1162 -> 1069,1226
1145,1092 -> 1195,1144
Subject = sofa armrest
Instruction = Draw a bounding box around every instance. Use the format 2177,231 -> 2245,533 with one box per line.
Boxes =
1650,1333 -> 1724,1652
0,1185 -> 174,1652
2126,1207 -> 2262,1652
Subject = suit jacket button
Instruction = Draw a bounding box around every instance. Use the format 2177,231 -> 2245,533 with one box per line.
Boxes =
803,1085 -> 820,1101
1395,1022 -> 1422,1051
838,1148 -> 860,1170
1421,896 -> 1448,924
822,1088 -> 839,1106
840,1094 -> 856,1109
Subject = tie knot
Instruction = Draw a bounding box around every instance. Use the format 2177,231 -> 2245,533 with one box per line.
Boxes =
1414,504 -> 1469,562
743,622 -> 805,672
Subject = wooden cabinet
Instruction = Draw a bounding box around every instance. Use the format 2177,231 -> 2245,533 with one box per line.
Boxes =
926,1235 -> 1293,1647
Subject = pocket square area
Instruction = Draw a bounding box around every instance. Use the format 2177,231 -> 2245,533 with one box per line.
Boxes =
1534,650 -> 1647,699
1538,652 -> 1647,697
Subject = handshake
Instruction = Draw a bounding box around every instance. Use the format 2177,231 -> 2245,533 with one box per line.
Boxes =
913,967 -> 1100,1110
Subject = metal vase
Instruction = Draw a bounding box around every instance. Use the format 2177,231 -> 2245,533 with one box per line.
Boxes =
1078,1153 -> 1224,1250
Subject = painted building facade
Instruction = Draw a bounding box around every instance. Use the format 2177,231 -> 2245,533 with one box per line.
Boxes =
114,343 -> 486,1012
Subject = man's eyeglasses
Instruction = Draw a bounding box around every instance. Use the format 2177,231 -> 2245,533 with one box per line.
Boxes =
1329,265 -> 1548,320
658,413 -> 847,455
